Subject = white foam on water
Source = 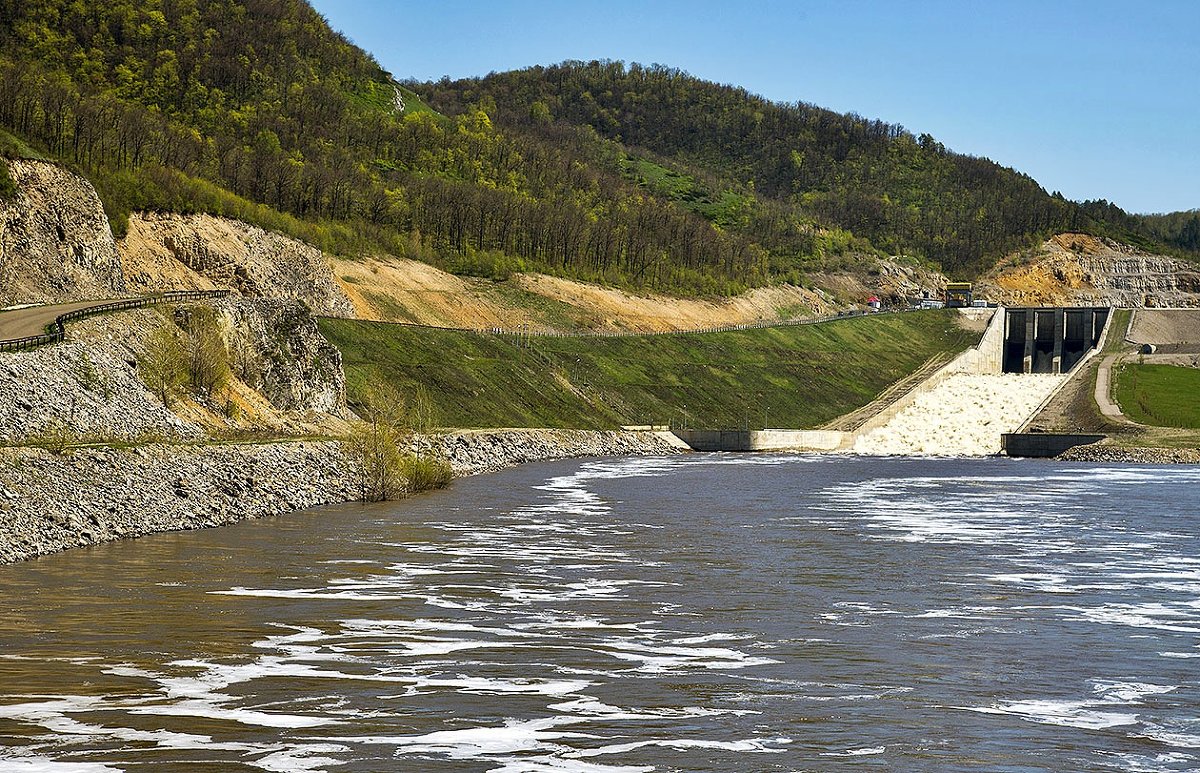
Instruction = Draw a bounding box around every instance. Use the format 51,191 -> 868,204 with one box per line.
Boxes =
1067,603 -> 1200,634
0,761 -> 126,773
597,639 -> 780,673
548,696 -> 755,721
249,743 -> 351,772
128,700 -> 335,728
486,760 -> 653,773
820,746 -> 887,757
573,736 -> 792,757
1100,752 -> 1200,773
961,679 -> 1181,733
963,699 -> 1139,729
328,715 -> 589,756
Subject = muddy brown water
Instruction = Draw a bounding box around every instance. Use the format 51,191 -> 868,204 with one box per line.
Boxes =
0,455 -> 1198,772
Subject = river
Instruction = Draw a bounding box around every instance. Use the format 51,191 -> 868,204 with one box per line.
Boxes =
0,455 -> 1197,772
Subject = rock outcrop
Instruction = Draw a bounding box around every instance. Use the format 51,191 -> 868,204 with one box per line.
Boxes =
0,297 -> 351,444
120,213 -> 356,317
212,297 -> 350,417
0,160 -> 126,306
981,234 -> 1200,308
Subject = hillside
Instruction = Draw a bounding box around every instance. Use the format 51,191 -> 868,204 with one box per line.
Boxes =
3,1 -> 1195,303
980,233 -> 1200,308
319,311 -> 979,430
421,61 -> 1188,277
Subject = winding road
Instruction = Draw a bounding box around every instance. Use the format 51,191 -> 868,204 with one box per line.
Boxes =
0,299 -> 125,343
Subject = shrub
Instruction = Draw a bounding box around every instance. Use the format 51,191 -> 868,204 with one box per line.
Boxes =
343,382 -> 450,501
401,455 -> 454,493
179,306 -> 231,397
138,325 -> 188,404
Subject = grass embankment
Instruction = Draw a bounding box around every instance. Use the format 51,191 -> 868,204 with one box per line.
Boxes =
319,311 -> 978,430
1113,364 -> 1200,428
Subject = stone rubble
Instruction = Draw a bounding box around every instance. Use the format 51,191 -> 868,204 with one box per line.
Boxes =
1056,445 -> 1200,464
0,430 -> 682,564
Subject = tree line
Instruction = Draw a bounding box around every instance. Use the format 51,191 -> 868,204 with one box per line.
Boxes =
422,60 -> 1194,276
1,4 -> 1193,295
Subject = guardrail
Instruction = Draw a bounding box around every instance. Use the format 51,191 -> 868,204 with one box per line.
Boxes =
0,290 -> 230,353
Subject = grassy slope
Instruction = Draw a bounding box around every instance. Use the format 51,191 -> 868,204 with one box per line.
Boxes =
1113,364 -> 1200,428
319,311 -> 978,430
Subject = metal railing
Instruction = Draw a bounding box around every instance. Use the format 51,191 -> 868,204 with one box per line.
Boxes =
0,290 -> 230,353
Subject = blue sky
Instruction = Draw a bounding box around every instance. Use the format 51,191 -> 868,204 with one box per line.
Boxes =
309,0 -> 1199,214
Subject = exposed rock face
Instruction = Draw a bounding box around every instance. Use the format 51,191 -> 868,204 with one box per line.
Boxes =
981,234 -> 1200,308
212,297 -> 350,417
0,160 -> 126,305
120,213 -> 356,317
810,255 -> 948,308
0,298 -> 350,444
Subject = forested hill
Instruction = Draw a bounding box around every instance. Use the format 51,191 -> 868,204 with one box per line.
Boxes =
421,61 -> 1196,276
0,2 -> 1193,296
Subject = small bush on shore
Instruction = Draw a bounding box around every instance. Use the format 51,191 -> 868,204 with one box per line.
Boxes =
343,382 -> 452,502
401,455 -> 454,493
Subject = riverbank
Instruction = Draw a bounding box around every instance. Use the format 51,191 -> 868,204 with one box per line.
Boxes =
0,429 -> 683,564
1056,444 -> 1200,464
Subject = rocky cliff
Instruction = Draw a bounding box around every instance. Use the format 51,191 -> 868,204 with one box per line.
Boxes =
980,234 -> 1200,307
213,297 -> 350,418
0,298 -> 349,444
0,160 -> 126,306
120,213 -> 356,317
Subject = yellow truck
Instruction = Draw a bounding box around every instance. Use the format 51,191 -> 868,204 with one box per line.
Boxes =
945,282 -> 973,308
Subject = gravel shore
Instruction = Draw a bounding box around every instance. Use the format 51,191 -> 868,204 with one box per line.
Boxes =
1056,445 -> 1200,464
0,430 -> 683,564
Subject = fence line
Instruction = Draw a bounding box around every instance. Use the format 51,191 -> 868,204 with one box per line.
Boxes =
338,308 -> 918,340
0,290 -> 231,353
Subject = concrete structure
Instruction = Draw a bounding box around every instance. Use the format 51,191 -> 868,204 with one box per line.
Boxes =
672,429 -> 851,452
1002,433 -> 1105,458
671,307 -> 1113,457
1003,307 -> 1109,374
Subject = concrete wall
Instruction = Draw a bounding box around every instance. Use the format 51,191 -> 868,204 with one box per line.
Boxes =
1002,307 -> 1110,374
1002,433 -> 1105,458
948,307 -> 1006,375
1014,309 -> 1114,433
671,429 -> 852,452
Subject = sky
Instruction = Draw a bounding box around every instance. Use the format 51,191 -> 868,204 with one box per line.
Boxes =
309,0 -> 1199,215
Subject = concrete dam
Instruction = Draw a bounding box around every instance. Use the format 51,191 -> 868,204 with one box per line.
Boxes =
674,307 -> 1112,456
1003,307 -> 1109,374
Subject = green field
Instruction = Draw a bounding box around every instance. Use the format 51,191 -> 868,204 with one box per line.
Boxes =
1113,363 -> 1200,428
319,311 -> 978,430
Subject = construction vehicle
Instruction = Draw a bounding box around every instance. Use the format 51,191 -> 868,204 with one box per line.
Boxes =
945,282 -> 973,308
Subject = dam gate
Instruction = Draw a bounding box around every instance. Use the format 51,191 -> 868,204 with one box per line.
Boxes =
1002,307 -> 1109,374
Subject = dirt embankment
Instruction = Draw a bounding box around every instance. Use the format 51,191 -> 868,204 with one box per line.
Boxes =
335,253 -> 947,333
980,233 -> 1200,308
